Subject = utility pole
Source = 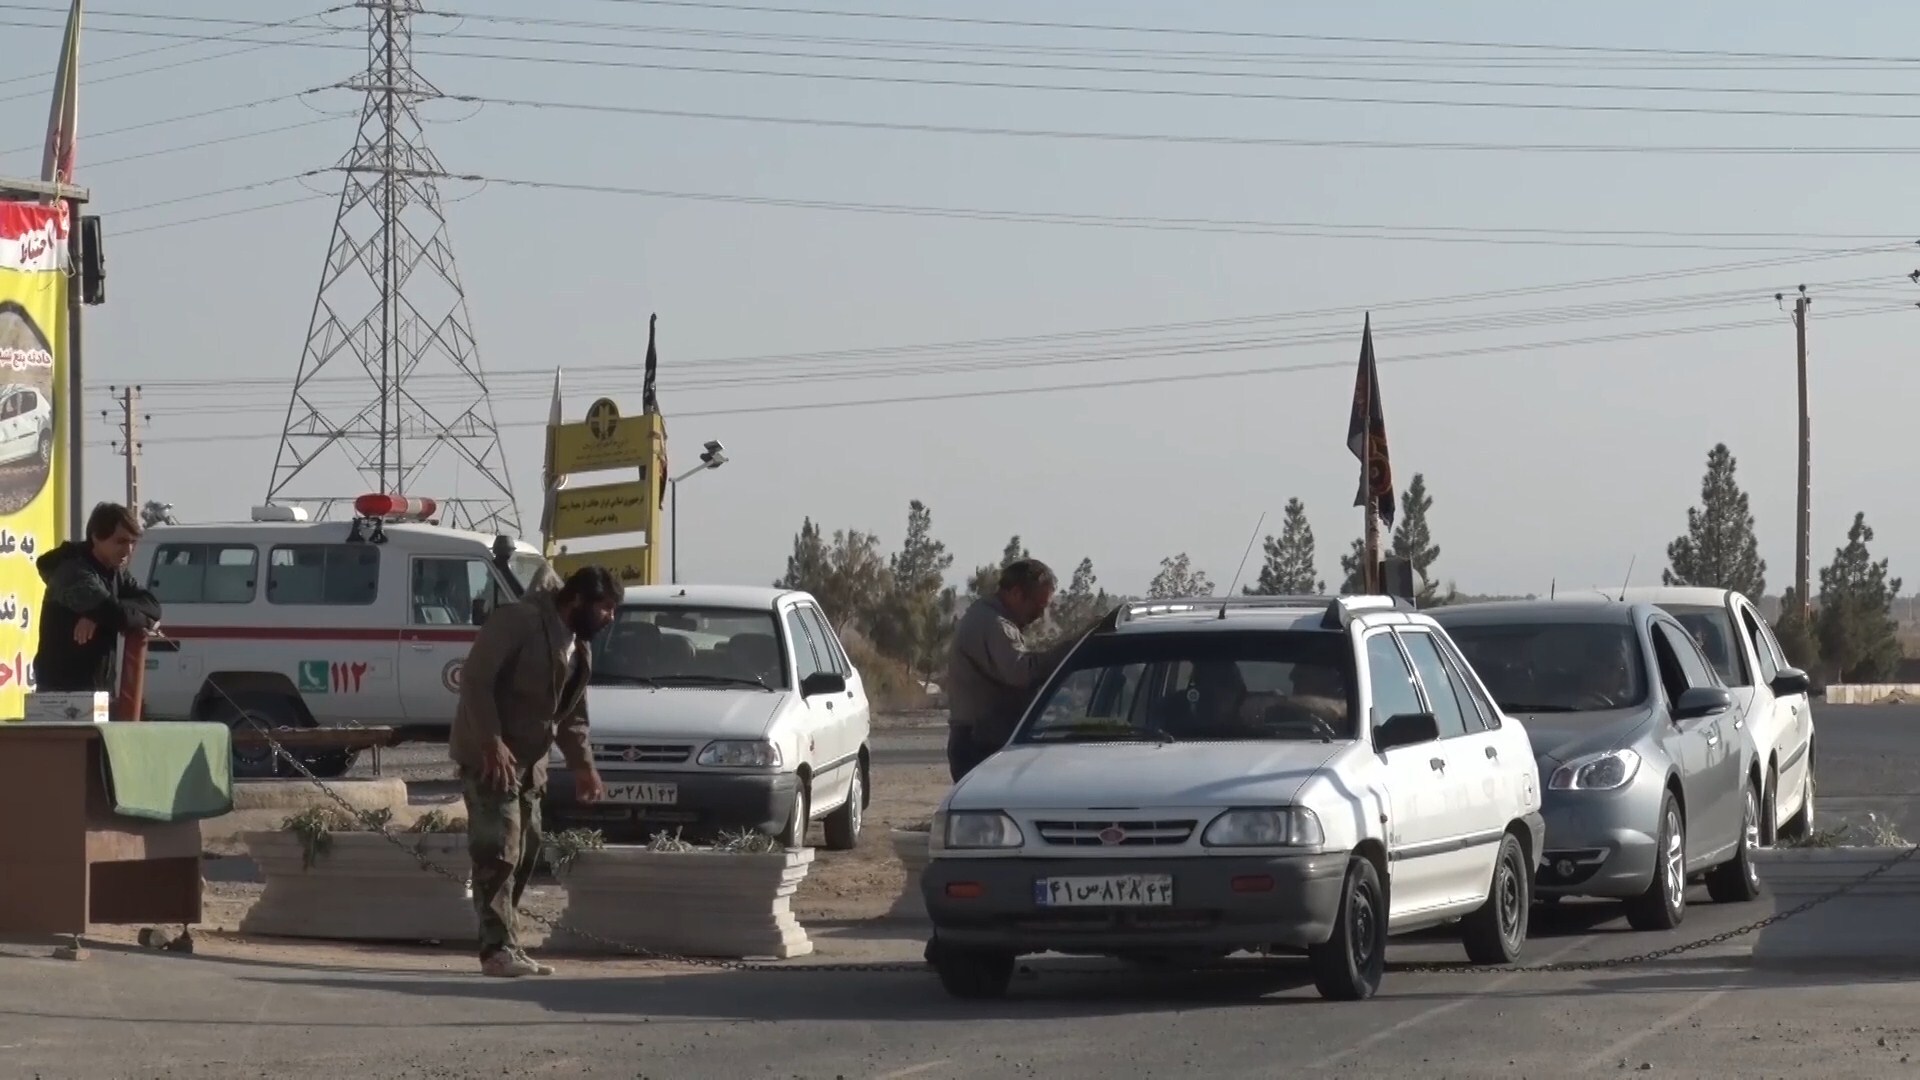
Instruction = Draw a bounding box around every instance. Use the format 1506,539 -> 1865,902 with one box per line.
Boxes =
1791,288 -> 1812,618
107,384 -> 142,509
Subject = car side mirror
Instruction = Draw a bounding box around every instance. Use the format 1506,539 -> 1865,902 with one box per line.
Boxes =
1769,667 -> 1811,698
800,671 -> 847,698
1673,686 -> 1733,721
1374,711 -> 1440,753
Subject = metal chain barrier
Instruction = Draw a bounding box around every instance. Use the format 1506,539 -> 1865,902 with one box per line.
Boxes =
214,688 -> 1916,980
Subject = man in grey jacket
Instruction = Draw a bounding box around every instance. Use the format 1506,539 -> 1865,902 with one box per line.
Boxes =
944,558 -> 1081,781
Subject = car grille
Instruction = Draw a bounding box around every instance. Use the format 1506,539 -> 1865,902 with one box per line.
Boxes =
592,743 -> 693,765
1033,819 -> 1197,846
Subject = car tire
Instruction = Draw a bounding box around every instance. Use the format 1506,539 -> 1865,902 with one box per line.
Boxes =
822,759 -> 864,851
1706,782 -> 1764,904
1626,794 -> 1686,932
36,427 -> 52,467
933,945 -> 1015,1000
776,782 -> 810,848
1308,856 -> 1387,1001
1461,832 -> 1529,965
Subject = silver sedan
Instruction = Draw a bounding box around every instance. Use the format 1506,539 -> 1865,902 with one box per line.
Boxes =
1431,599 -> 1764,931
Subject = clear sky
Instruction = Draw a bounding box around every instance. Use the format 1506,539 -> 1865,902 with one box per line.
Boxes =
5,0 -> 1917,597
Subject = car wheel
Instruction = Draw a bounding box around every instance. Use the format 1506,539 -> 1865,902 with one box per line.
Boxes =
1461,833 -> 1530,964
1626,794 -> 1686,931
1706,783 -> 1764,904
1308,856 -> 1387,1001
822,759 -> 864,851
776,782 -> 810,848
36,427 -> 52,467
933,946 -> 1015,1000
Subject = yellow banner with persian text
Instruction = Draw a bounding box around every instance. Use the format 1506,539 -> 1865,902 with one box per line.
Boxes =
0,201 -> 70,719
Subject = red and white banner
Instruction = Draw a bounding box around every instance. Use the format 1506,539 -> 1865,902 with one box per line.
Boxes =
0,201 -> 69,275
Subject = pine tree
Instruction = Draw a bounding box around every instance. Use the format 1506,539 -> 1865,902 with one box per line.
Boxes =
1047,557 -> 1116,641
872,500 -> 954,681
776,517 -> 831,595
1147,553 -> 1214,599
969,535 -> 1031,599
1248,498 -> 1325,595
1771,585 -> 1821,672
1339,537 -> 1365,595
1391,473 -> 1442,604
1663,443 -> 1767,598
1815,512 -> 1902,683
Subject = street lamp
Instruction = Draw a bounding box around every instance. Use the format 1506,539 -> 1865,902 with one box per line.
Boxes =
670,440 -> 728,584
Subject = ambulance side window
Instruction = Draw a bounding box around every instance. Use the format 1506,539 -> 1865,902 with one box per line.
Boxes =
268,544 -> 380,606
148,543 -> 258,604
411,556 -> 509,626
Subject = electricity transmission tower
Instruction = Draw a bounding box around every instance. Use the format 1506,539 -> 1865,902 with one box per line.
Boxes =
265,0 -> 519,533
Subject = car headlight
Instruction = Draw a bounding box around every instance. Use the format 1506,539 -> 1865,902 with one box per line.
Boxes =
1202,807 -> 1325,848
1549,748 -> 1642,791
935,811 -> 1024,850
697,740 -> 782,768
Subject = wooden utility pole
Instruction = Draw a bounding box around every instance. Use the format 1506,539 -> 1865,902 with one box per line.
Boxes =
1792,290 -> 1812,617
108,384 -> 141,509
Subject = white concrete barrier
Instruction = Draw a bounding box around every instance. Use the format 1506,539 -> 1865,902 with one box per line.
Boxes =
240,832 -> 475,942
547,846 -> 815,959
888,828 -> 931,921
1751,847 -> 1920,968
1822,684 -> 1920,705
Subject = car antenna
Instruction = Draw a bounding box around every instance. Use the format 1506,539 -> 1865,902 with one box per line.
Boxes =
1549,578 -> 1556,600
1220,511 -> 1267,618
1618,555 -> 1636,602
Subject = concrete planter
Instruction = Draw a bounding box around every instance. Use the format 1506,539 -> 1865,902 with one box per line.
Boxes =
547,846 -> 815,959
240,831 -> 474,942
888,828 -> 932,921
1750,847 -> 1920,967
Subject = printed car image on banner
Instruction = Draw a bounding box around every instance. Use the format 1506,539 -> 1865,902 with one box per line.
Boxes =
0,200 -> 70,719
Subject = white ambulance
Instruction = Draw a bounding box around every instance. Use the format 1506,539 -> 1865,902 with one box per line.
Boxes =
130,495 -> 556,777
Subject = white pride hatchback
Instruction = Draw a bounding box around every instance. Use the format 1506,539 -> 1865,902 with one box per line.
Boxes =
543,585 -> 872,850
922,595 -> 1545,1002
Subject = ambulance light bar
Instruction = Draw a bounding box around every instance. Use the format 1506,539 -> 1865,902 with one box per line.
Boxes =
353,494 -> 439,522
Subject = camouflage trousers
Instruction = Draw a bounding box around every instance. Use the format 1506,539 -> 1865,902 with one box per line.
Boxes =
462,771 -> 544,959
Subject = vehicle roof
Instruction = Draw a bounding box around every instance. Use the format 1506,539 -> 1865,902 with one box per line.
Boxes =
1429,598 -> 1648,626
618,584 -> 799,609
143,520 -> 538,552
1100,595 -> 1427,636
1613,586 -> 1740,608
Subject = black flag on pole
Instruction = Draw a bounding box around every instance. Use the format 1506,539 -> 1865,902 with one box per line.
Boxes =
642,313 -> 660,414
1347,313 -> 1395,527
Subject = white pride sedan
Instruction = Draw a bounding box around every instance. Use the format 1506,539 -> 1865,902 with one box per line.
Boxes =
922,595 -> 1545,1002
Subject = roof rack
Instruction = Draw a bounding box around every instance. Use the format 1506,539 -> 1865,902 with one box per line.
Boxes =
1093,593 -> 1412,633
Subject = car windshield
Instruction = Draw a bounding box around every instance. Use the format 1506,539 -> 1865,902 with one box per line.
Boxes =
1444,621 -> 1648,714
1658,603 -> 1746,687
590,606 -> 786,688
1015,630 -> 1358,744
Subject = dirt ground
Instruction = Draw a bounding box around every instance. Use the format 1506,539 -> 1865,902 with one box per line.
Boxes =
185,716 -> 954,942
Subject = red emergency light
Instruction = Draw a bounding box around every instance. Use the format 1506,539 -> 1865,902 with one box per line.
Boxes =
353,494 -> 438,521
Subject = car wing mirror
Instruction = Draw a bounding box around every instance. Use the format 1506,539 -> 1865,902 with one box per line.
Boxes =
1374,711 -> 1440,753
800,671 -> 847,698
1673,686 -> 1733,721
1769,667 -> 1811,698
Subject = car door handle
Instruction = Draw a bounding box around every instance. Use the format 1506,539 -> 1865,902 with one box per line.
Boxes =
1429,757 -> 1446,772
1705,730 -> 1720,747
410,643 -> 435,652
1484,745 -> 1499,760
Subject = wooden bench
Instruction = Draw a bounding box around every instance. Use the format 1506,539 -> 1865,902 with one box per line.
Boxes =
229,726 -> 402,777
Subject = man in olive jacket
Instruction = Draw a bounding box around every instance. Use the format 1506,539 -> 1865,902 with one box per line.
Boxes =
449,565 -> 620,978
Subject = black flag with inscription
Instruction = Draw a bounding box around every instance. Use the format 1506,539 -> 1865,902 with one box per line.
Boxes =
1346,313 -> 1395,527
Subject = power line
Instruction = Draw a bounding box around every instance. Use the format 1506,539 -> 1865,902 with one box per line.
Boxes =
0,8 -> 351,98
445,94 -> 1920,158
114,193 -> 334,238
16,14 -> 1920,120
103,304 -> 1914,448
557,0 -> 1920,66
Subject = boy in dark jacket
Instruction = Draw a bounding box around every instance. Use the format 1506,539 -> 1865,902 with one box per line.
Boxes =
35,502 -> 161,693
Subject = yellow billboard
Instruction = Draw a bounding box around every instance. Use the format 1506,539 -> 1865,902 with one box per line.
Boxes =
552,480 -> 650,540
553,397 -> 649,474
553,546 -> 650,587
0,200 -> 70,719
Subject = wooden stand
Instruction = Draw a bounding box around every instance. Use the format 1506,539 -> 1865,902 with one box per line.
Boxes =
0,725 -> 203,956
115,629 -> 149,722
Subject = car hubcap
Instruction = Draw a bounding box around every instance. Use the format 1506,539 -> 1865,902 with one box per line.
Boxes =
1745,790 -> 1761,883
1350,883 -> 1377,969
1499,855 -> 1522,942
1664,812 -> 1684,907
849,773 -> 862,834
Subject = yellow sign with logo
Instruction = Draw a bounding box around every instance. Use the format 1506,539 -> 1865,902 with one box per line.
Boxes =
552,480 -> 650,540
553,546 -> 650,587
552,396 -> 648,473
0,201 -> 71,720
